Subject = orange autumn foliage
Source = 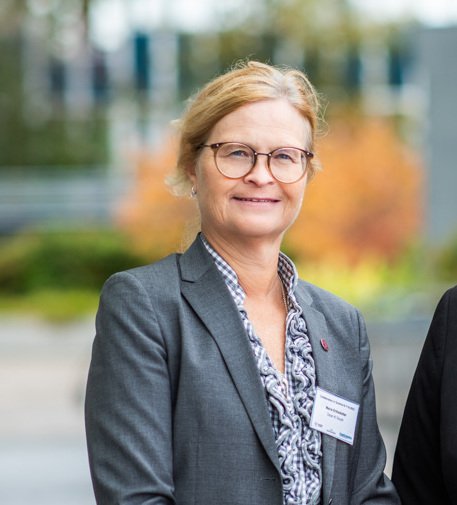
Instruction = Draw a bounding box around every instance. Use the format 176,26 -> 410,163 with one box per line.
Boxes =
287,117 -> 423,264
116,136 -> 196,259
117,118 -> 423,264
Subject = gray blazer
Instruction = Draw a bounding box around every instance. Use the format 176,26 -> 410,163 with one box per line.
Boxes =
85,236 -> 399,505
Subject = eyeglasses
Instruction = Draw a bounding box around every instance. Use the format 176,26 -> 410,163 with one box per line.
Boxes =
199,142 -> 313,184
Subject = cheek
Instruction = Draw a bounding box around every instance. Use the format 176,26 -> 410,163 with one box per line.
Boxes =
289,182 -> 307,208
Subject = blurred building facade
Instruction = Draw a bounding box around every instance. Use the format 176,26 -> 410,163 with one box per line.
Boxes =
1,6 -> 455,246
414,25 -> 457,245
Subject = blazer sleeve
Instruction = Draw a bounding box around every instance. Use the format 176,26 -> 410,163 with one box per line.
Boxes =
392,288 -> 455,505
85,271 -> 175,505
350,309 -> 401,505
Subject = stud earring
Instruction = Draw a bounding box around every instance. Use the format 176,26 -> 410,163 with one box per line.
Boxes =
190,186 -> 197,198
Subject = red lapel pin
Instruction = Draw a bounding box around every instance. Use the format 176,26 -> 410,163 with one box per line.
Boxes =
320,338 -> 329,352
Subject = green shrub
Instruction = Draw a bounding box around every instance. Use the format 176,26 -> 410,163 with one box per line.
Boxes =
0,289 -> 100,322
0,230 -> 150,294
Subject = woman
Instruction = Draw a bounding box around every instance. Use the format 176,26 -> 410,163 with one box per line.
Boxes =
85,61 -> 399,505
392,285 -> 457,504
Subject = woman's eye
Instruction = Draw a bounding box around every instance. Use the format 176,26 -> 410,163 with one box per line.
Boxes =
273,149 -> 300,163
274,152 -> 293,163
228,149 -> 250,158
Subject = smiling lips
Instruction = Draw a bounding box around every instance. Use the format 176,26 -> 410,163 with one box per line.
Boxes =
233,196 -> 280,203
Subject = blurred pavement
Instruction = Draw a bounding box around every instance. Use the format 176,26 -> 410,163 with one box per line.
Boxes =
0,317 -> 95,505
0,313 -> 432,504
368,317 -> 430,475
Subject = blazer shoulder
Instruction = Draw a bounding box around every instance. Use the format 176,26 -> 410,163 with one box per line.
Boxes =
442,284 -> 457,307
428,284 -> 457,351
429,284 -> 457,332
103,253 -> 182,296
297,278 -> 359,315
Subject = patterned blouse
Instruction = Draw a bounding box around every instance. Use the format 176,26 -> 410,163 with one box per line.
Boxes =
201,234 -> 322,505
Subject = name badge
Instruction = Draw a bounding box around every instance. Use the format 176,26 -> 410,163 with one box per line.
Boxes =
310,387 -> 360,445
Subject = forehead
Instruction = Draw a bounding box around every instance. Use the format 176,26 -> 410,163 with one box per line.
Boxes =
208,99 -> 312,147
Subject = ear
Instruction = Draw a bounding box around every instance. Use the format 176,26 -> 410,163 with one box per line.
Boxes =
188,168 -> 197,187
187,161 -> 198,186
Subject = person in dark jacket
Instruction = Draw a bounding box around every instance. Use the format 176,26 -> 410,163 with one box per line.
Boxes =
392,285 -> 457,504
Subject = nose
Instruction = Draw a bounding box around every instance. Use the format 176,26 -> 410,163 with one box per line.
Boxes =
244,153 -> 275,185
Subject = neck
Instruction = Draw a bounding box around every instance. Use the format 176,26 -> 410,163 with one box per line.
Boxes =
202,229 -> 283,297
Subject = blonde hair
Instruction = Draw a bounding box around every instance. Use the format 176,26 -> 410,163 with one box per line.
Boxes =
169,60 -> 322,195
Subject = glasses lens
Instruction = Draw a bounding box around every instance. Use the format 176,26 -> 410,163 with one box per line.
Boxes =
215,143 -> 253,178
270,148 -> 306,183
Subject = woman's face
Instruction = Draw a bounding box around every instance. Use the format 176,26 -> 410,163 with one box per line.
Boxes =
190,98 -> 311,246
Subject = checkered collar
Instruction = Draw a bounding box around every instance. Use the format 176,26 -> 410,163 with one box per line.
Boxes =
200,233 -> 298,307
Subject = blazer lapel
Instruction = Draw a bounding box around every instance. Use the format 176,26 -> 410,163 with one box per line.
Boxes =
178,237 -> 280,474
295,286 -> 338,505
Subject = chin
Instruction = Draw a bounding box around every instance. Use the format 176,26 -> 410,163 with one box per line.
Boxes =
229,223 -> 287,242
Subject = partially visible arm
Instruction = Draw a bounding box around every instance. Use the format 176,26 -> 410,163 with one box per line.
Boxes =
350,310 -> 401,505
85,272 -> 175,505
392,289 -> 453,505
